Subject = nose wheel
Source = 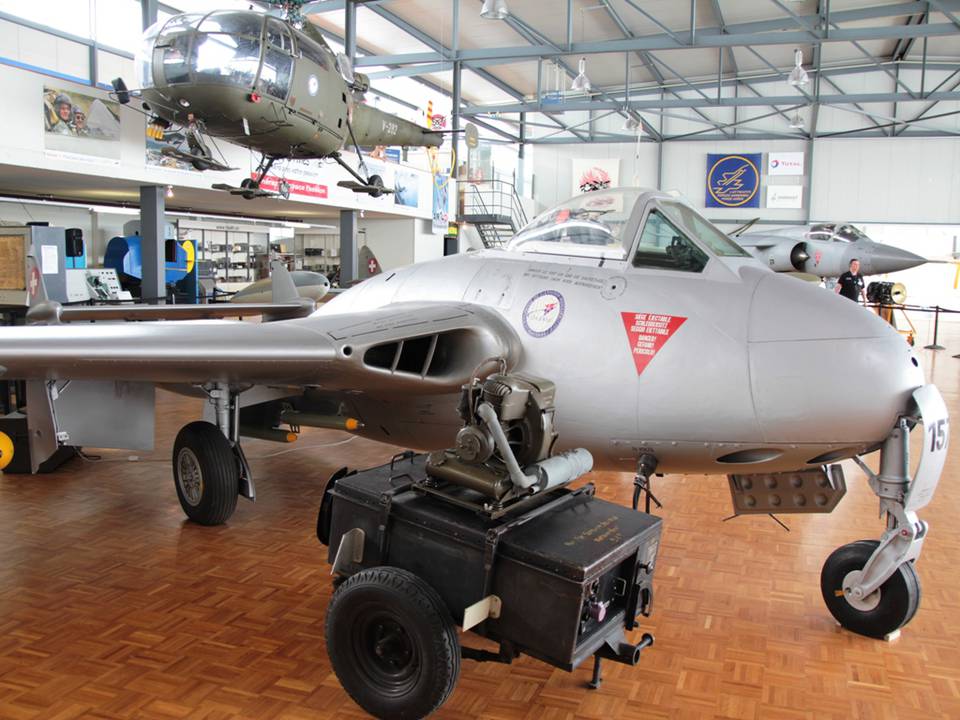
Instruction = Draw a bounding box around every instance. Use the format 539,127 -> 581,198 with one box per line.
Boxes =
819,386 -> 947,639
820,540 -> 921,639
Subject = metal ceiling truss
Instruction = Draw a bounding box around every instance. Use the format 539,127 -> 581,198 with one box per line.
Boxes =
312,0 -> 959,143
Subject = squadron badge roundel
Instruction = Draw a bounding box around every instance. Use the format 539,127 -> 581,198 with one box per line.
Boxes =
522,290 -> 565,338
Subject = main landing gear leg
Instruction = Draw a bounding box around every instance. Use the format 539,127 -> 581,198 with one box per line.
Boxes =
172,383 -> 253,525
821,399 -> 946,638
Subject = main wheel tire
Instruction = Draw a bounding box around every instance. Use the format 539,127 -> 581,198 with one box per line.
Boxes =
326,566 -> 460,719
368,174 -> 384,198
172,421 -> 239,526
820,540 -> 921,638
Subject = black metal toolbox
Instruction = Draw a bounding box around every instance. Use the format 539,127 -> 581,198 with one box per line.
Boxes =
318,453 -> 661,672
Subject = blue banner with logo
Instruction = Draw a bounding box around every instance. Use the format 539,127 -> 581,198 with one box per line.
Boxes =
705,153 -> 761,208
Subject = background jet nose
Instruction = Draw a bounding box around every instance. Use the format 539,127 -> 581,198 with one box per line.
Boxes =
747,273 -> 924,446
864,245 -> 926,274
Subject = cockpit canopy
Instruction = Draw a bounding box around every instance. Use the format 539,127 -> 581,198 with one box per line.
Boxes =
137,11 -> 337,101
808,223 -> 870,243
508,188 -> 749,273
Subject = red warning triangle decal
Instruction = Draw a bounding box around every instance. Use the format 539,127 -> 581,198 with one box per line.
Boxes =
621,312 -> 687,375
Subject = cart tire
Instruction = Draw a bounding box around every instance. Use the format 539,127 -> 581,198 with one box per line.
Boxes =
326,566 -> 460,719
820,540 -> 921,638
172,421 -> 239,526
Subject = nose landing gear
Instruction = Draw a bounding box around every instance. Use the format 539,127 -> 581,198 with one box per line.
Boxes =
820,385 -> 948,639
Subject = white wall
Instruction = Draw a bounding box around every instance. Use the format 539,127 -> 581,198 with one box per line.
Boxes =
360,218 -> 415,269
531,135 -> 960,226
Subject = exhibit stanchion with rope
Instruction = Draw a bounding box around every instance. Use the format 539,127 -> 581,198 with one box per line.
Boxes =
924,305 -> 946,350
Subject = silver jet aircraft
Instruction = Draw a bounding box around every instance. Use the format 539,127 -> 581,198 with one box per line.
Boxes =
736,222 -> 925,277
0,188 -> 948,641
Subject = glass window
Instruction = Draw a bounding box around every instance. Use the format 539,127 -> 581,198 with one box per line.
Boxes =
299,36 -> 334,71
266,19 -> 294,53
160,32 -> 193,85
507,189 -> 642,260
194,31 -> 261,88
198,12 -> 263,37
632,211 -> 708,273
156,14 -> 203,85
260,47 -> 293,98
659,201 -> 750,258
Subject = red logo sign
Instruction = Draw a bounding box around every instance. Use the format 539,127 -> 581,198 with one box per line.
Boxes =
367,258 -> 379,274
621,312 -> 687,375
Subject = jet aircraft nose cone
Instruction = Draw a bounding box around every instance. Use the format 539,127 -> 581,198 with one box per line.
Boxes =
747,272 -> 923,446
865,244 -> 926,274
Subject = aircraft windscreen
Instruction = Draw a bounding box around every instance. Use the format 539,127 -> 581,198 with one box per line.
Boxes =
150,12 -> 266,89
507,189 -> 640,260
808,223 -> 867,242
658,201 -> 750,258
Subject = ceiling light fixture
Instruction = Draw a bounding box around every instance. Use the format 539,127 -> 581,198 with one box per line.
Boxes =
622,115 -> 642,134
480,0 -> 509,20
789,110 -> 805,130
165,185 -> 174,199
570,57 -> 591,94
788,48 -> 809,88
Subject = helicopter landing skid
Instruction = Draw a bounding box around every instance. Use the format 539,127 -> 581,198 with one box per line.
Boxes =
212,179 -> 290,201
332,153 -> 392,198
160,146 -> 235,172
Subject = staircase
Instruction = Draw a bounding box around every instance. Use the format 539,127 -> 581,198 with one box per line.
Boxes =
460,180 -> 528,249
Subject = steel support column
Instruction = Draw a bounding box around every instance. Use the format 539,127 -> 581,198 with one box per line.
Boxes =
141,0 -> 158,31
139,185 -> 165,305
339,210 -> 358,285
344,1 -> 357,61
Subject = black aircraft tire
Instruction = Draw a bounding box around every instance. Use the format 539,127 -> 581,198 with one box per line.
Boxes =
326,566 -> 460,719
368,174 -> 384,198
820,540 -> 921,638
172,421 -> 239,526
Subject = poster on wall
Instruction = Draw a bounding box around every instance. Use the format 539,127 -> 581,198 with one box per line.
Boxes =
766,185 -> 803,209
43,86 -> 121,161
146,126 -> 198,171
394,168 -> 420,207
432,170 -> 450,235
571,158 -> 620,194
705,153 -> 761,208
767,151 -> 805,176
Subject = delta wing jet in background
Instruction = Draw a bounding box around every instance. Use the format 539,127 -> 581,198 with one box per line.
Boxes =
735,222 -> 926,277
0,189 -> 947,641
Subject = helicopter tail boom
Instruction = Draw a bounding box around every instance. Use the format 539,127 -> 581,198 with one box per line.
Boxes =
350,104 -> 443,149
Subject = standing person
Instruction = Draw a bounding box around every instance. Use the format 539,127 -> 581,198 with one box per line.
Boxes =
835,258 -> 866,303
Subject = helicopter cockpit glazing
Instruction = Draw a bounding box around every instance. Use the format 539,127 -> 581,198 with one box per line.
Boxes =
138,12 -> 309,101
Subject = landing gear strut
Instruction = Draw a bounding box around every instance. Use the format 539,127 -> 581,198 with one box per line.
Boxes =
171,383 -> 253,525
820,386 -> 948,638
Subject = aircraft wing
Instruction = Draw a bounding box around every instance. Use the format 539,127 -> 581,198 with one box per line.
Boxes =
733,236 -> 775,250
26,301 -> 314,323
0,302 -> 520,391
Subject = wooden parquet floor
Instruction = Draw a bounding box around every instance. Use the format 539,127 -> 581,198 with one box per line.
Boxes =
2,322 -> 960,719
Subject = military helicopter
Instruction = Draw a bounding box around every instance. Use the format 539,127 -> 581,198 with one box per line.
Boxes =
112,5 -> 445,199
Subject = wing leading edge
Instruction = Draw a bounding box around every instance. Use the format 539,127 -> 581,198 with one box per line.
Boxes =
0,302 -> 521,391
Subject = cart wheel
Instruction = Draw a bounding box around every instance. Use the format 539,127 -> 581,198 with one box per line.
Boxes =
820,540 -> 921,638
172,421 -> 239,526
326,566 -> 460,719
